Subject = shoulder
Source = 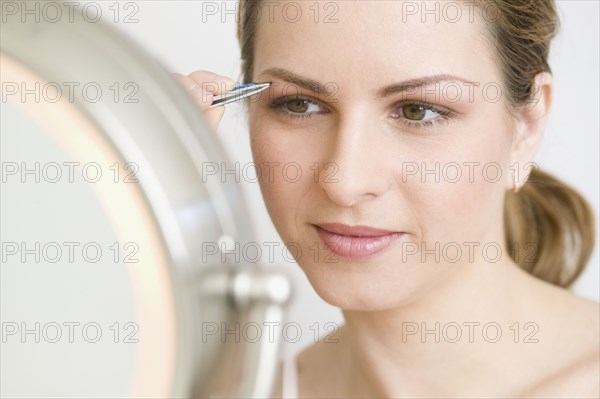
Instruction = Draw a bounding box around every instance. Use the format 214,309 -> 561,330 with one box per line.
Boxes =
522,284 -> 600,397
270,360 -> 284,398
545,285 -> 599,346
552,294 -> 600,396
269,343 -> 329,399
285,326 -> 349,397
522,350 -> 599,398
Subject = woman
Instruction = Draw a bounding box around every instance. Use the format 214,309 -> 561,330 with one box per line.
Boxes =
174,1 -> 599,397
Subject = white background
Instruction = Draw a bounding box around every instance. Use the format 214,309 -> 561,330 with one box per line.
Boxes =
98,0 -> 599,359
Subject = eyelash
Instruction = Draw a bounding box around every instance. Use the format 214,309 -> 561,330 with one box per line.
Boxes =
267,96 -> 453,129
268,96 -> 324,121
390,100 -> 452,129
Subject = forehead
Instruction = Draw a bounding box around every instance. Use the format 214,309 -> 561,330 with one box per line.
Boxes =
252,0 -> 499,89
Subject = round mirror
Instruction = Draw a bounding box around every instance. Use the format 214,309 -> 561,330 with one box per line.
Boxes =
1,4 -> 291,398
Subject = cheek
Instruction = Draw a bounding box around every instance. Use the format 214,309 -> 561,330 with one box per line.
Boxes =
248,123 -> 317,243
400,111 -> 514,244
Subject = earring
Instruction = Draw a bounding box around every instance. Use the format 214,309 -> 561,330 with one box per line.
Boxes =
510,170 -> 519,193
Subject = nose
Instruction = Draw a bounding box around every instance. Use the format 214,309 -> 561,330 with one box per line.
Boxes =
317,113 -> 392,207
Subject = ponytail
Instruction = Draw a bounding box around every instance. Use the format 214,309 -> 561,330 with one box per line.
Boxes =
504,168 -> 596,287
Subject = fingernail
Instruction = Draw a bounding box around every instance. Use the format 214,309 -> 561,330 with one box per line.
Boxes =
212,74 -> 236,90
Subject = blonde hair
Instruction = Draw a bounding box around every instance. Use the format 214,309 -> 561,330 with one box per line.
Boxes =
236,0 -> 596,287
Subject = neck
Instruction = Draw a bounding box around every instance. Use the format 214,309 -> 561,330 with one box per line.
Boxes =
338,258 -> 538,397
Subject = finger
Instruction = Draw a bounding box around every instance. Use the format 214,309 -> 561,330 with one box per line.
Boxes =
187,70 -> 236,96
205,107 -> 226,131
185,71 -> 235,129
171,71 -> 232,131
172,73 -> 214,110
187,87 -> 224,130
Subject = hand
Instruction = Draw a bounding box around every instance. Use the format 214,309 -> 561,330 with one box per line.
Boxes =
171,70 -> 236,131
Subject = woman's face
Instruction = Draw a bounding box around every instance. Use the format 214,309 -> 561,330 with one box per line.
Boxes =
247,1 -> 520,310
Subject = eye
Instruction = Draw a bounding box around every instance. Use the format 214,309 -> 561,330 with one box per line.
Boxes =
286,98 -> 320,113
400,104 -> 438,121
390,101 -> 451,128
268,96 -> 325,120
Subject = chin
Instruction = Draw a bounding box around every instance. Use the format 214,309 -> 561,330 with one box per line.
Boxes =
299,260 -> 427,311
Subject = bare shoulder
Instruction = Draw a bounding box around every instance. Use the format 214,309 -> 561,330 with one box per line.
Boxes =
521,350 -> 599,398
554,294 -> 600,397
295,326 -> 350,397
270,360 -> 285,399
523,285 -> 600,397
270,333 -> 343,399
548,286 -> 599,346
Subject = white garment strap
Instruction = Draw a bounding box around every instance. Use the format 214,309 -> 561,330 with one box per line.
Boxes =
281,354 -> 298,399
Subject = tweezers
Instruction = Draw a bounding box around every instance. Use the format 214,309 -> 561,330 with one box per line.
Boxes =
208,82 -> 272,108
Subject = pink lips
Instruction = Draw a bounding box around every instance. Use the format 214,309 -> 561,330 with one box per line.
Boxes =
313,223 -> 403,260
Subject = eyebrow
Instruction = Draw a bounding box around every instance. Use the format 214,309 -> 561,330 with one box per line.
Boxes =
376,74 -> 478,97
258,67 -> 327,95
257,67 -> 477,98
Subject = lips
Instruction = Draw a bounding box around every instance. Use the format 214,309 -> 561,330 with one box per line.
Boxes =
313,223 -> 403,260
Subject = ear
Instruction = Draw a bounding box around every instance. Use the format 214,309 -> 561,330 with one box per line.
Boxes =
508,72 -> 553,190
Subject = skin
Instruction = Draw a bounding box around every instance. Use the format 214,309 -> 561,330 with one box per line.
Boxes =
175,1 -> 599,397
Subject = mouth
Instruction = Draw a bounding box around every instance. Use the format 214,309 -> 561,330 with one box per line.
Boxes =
312,223 -> 404,261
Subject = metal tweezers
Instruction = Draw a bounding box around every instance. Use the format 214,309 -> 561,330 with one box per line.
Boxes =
208,82 -> 271,108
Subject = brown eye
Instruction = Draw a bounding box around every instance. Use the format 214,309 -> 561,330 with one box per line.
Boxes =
286,98 -> 310,113
390,102 -> 450,128
402,104 -> 427,120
